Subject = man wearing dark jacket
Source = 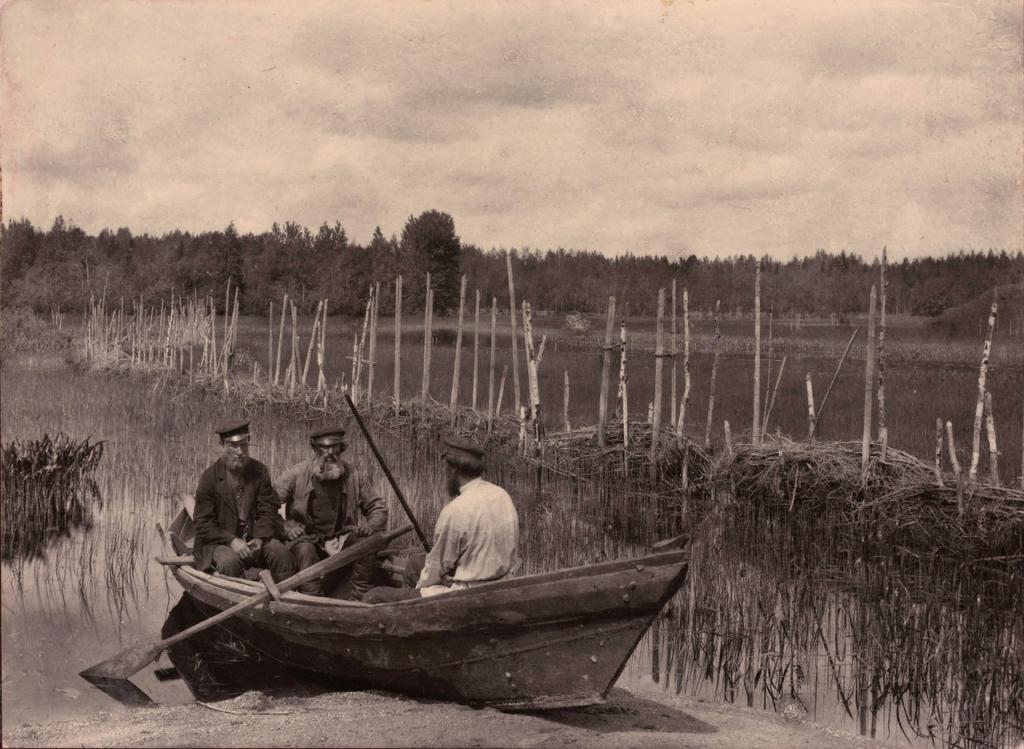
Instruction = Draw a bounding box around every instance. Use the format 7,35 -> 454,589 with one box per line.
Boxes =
274,425 -> 387,599
193,420 -> 294,582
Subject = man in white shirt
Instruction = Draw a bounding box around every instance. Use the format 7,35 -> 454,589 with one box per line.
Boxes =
364,438 -> 520,603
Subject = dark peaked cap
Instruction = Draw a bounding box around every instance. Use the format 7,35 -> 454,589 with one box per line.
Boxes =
310,426 -> 346,446
442,437 -> 485,460
215,420 -> 250,442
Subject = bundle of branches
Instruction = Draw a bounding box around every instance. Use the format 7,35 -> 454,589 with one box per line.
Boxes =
716,434 -> 1024,604
1,434 -> 104,560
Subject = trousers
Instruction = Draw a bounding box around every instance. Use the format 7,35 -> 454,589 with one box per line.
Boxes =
210,538 -> 294,582
289,538 -> 380,600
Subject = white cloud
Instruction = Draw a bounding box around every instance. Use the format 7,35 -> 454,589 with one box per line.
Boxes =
1,0 -> 1020,257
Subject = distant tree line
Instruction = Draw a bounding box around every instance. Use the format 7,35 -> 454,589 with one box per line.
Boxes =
2,213 -> 1021,318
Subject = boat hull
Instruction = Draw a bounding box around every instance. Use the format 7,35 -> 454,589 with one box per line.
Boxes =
173,549 -> 687,710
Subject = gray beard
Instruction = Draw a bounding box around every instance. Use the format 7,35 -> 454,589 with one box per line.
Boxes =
316,460 -> 343,481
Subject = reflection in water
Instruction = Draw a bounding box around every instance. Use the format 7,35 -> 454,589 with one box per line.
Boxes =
1,434 -> 104,561
159,594 -> 325,703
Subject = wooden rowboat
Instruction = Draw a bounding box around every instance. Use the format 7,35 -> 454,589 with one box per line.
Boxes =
164,507 -> 687,711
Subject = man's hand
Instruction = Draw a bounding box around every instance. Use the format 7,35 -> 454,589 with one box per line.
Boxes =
248,538 -> 264,554
283,521 -> 305,541
230,537 -> 253,561
352,525 -> 372,538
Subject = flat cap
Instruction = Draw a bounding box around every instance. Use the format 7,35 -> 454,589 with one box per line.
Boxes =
310,425 -> 346,446
215,420 -> 250,442
441,437 -> 485,459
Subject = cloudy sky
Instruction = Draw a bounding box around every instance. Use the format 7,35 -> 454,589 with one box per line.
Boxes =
1,0 -> 1021,258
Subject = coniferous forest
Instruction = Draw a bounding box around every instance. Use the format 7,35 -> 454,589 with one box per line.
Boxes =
2,212 -> 1021,318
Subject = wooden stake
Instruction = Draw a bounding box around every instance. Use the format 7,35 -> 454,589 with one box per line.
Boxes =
753,259 -> 761,444
288,301 -> 298,396
618,320 -> 628,448
651,289 -> 665,474
934,418 -> 945,486
368,282 -> 379,408
598,296 -> 616,447
521,301 -> 545,441
878,248 -> 888,457
494,364 -> 508,431
763,306 -> 773,432
274,294 -> 287,386
301,301 -> 322,387
677,288 -> 691,440
814,327 -> 860,436
450,275 -> 467,416
705,300 -> 721,448
472,289 -> 480,411
946,420 -> 964,514
268,301 -> 274,385
506,255 -> 521,414
421,274 -> 432,403
969,295 -> 998,483
394,276 -> 402,405
984,391 -> 1000,486
861,286 -> 877,482
563,370 -> 571,433
762,355 -> 787,433
723,420 -> 732,456
670,279 -> 677,429
488,297 -> 497,427
319,299 -> 328,395
805,373 -> 816,441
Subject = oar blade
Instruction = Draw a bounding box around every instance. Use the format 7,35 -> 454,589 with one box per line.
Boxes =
80,641 -> 165,684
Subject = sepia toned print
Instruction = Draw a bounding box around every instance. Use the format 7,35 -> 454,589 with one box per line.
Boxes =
1,1 -> 1021,747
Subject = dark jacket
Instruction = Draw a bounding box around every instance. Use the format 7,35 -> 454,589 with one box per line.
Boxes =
193,457 -> 282,571
274,458 -> 387,543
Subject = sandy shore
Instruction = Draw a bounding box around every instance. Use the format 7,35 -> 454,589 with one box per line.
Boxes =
5,682 -> 901,748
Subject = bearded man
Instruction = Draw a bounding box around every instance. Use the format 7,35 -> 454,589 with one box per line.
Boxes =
193,420 -> 294,581
273,426 -> 387,599
363,438 -> 520,604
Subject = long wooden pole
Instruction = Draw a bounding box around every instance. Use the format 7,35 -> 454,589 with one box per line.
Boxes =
877,248 -> 888,457
563,370 -> 571,433
805,373 -> 816,441
618,320 -> 628,448
651,289 -> 665,475
421,274 -> 432,403
969,295 -> 998,483
506,255 -> 521,414
301,300 -> 322,387
813,327 -> 860,436
984,391 -> 1000,486
487,297 -> 497,427
705,300 -> 721,448
598,296 -> 616,447
753,259 -> 761,444
450,275 -> 467,415
393,276 -> 402,405
677,288 -> 691,440
472,289 -> 480,411
274,294 -> 287,386
267,301 -> 274,385
861,286 -> 877,482
367,282 -> 379,407
670,279 -> 678,429
934,418 -> 945,486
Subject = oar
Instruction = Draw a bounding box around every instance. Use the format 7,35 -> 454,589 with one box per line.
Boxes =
80,523 -> 412,685
344,393 -> 432,551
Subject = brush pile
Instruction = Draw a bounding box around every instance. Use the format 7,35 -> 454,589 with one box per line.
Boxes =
1,434 -> 104,560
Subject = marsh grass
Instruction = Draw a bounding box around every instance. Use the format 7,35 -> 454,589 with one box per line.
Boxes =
1,433 -> 104,562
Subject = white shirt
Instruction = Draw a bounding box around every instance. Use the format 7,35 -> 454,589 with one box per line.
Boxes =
417,477 -> 520,595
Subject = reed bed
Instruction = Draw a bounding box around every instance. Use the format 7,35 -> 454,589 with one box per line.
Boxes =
1,434 -> 104,562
